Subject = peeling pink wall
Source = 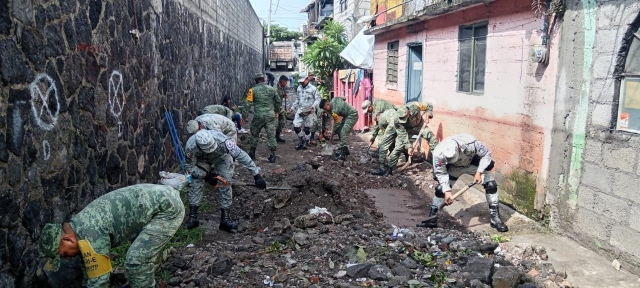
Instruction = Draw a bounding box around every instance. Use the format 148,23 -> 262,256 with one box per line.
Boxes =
372,0 -> 559,199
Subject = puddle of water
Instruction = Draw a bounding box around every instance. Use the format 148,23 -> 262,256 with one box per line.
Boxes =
365,188 -> 425,228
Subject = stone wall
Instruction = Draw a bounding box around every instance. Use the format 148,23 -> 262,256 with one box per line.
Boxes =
546,0 -> 640,275
0,0 -> 263,285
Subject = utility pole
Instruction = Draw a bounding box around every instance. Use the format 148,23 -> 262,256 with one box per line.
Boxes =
266,0 -> 272,72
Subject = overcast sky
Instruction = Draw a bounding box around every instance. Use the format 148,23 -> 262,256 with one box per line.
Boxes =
249,0 -> 310,31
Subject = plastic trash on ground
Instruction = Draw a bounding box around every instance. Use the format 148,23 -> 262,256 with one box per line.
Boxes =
308,206 -> 334,223
159,171 -> 189,190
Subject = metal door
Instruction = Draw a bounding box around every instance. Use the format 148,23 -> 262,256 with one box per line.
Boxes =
406,43 -> 423,103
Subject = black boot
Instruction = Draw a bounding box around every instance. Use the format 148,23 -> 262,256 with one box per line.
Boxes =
276,135 -> 286,143
248,149 -> 256,160
295,137 -> 305,150
219,207 -> 238,233
384,166 -> 393,177
184,205 -> 200,229
417,197 -> 443,228
302,139 -> 309,150
268,150 -> 276,163
484,181 -> 508,232
334,146 -> 348,161
371,166 -> 387,176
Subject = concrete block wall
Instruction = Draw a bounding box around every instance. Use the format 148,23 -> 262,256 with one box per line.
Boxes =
372,0 -> 558,215
0,0 -> 262,285
333,0 -> 370,40
546,0 -> 640,275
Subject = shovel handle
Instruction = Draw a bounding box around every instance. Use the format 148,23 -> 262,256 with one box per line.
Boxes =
422,183 -> 477,222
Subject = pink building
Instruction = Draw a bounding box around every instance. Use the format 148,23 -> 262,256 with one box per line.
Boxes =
365,0 -> 560,214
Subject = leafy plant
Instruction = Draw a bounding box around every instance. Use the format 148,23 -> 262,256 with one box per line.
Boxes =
412,251 -> 437,267
264,24 -> 302,42
301,20 -> 348,93
491,234 -> 510,243
265,241 -> 285,253
429,270 -> 447,288
157,268 -> 172,282
111,241 -> 132,269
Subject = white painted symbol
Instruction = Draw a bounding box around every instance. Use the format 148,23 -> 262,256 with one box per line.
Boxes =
108,70 -> 125,117
30,74 -> 60,131
42,140 -> 50,160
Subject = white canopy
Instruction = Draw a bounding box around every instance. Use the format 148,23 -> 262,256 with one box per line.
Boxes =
340,28 -> 374,69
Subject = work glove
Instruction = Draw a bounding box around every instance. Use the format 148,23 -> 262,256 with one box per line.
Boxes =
254,174 -> 267,190
203,172 -> 219,186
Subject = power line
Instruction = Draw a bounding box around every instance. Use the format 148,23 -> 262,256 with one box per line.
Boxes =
273,0 -> 281,14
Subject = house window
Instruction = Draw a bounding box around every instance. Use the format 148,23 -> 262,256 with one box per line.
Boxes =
616,26 -> 640,133
457,23 -> 488,93
387,41 -> 399,84
340,0 -> 347,12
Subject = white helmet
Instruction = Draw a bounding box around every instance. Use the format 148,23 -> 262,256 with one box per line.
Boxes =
195,130 -> 217,153
434,139 -> 459,164
186,120 -> 200,134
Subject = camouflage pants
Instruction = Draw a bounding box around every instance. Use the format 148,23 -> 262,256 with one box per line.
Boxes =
188,155 -> 235,208
125,188 -> 184,288
335,115 -> 358,148
377,126 -> 405,168
276,113 -> 286,136
250,114 -> 277,151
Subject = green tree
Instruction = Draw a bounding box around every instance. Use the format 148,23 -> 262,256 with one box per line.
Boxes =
301,20 -> 347,94
264,24 -> 302,42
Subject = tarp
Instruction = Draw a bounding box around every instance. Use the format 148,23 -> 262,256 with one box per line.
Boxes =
340,28 -> 374,69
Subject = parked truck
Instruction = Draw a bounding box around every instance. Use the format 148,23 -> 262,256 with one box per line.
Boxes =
269,41 -> 296,71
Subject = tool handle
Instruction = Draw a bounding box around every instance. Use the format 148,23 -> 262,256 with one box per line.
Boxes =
437,182 -> 476,210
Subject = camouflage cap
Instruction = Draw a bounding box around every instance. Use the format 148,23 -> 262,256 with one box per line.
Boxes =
39,223 -> 62,272
254,73 -> 265,79
186,120 -> 200,134
426,102 -> 434,118
361,100 -> 372,112
396,107 -> 409,124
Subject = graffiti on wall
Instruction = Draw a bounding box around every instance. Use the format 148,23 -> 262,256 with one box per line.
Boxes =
108,70 -> 126,137
30,74 -> 60,131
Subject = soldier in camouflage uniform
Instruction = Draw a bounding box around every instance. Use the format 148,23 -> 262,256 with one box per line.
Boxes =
372,102 -> 438,176
362,99 -> 397,144
276,75 -> 290,143
184,130 -> 266,232
417,134 -> 508,233
319,97 -> 359,160
241,73 -> 282,163
39,184 -> 185,288
186,113 -> 238,142
200,104 -> 235,120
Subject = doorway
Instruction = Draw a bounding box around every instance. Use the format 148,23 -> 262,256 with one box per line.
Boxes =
406,42 -> 423,103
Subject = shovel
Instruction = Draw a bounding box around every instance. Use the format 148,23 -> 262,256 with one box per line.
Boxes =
359,143 -> 374,163
420,182 -> 477,223
214,176 -> 292,190
398,121 -> 429,172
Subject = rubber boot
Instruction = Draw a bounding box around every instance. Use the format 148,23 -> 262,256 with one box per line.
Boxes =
219,207 -> 238,233
334,146 -> 348,161
248,149 -> 256,160
268,150 -> 276,163
487,193 -> 509,232
295,137 -> 305,150
184,205 -> 200,229
276,135 -> 286,143
302,139 -> 309,150
417,197 -> 443,228
383,166 -> 393,177
371,166 -> 387,176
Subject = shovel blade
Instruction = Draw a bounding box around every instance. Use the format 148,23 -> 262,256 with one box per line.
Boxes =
321,143 -> 335,156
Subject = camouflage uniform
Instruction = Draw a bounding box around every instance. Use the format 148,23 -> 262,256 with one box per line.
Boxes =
241,82 -> 281,156
276,85 -> 288,138
184,130 -> 261,208
200,105 -> 235,119
292,83 -> 321,142
39,184 -> 185,288
423,134 -> 508,232
375,109 -> 406,169
368,99 -> 397,141
326,97 -> 358,148
189,114 -> 238,142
